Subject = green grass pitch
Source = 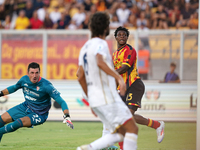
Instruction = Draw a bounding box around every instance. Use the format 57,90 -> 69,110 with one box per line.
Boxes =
0,121 -> 196,150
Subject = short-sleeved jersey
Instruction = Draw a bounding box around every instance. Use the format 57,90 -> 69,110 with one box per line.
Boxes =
7,75 -> 60,115
112,44 -> 140,89
78,37 -> 122,107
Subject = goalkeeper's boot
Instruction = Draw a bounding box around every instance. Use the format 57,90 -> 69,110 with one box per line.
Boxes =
156,121 -> 165,143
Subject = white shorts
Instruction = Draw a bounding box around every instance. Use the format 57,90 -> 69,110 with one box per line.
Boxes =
92,101 -> 132,133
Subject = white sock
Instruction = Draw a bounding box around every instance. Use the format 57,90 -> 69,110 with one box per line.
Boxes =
102,124 -> 110,136
123,133 -> 138,150
90,133 -> 123,150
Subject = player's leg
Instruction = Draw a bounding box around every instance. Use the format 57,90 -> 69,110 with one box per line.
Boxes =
89,106 -> 124,150
0,103 -> 30,137
101,124 -> 118,150
26,112 -> 48,127
0,118 -> 24,135
130,109 -> 164,143
90,123 -> 138,150
88,132 -> 124,150
130,109 -> 160,129
0,107 -> 32,136
0,103 -> 47,142
0,112 -> 47,135
118,118 -> 138,150
127,81 -> 160,128
77,102 -> 135,150
0,112 -> 13,142
127,79 -> 165,143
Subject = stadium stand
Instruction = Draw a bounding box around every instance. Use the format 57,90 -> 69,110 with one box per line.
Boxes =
0,0 -> 198,30
0,0 -> 198,81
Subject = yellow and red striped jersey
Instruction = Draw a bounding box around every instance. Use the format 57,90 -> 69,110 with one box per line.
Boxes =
112,44 -> 140,89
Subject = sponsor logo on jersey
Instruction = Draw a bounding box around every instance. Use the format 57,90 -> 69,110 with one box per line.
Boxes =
25,95 -> 37,101
24,87 -> 39,97
24,87 -> 29,93
52,88 -> 59,94
30,91 -> 39,97
36,86 -> 40,91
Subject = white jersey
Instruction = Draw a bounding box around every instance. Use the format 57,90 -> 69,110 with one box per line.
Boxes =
78,37 -> 122,107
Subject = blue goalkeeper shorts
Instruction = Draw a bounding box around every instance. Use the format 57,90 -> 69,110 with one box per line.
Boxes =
7,102 -> 48,126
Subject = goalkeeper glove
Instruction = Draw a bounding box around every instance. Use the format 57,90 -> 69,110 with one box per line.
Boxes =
63,114 -> 74,129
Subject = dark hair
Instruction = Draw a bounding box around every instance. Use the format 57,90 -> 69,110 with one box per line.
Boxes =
170,62 -> 176,67
89,12 -> 110,37
114,26 -> 129,37
28,62 -> 40,72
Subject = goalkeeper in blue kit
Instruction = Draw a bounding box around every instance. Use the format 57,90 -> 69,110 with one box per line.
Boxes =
0,62 -> 73,142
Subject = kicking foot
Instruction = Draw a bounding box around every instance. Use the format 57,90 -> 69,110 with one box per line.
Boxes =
156,121 -> 165,143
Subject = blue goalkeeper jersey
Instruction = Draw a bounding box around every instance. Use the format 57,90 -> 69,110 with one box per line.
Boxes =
7,75 -> 67,115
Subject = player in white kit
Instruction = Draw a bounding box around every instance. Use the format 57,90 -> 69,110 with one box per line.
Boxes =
76,12 -> 138,150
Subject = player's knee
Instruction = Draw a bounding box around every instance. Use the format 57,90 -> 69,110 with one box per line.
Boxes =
20,117 -> 32,127
1,112 -> 12,124
0,115 -> 6,126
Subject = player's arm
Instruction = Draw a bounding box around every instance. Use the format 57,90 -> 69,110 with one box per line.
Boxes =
77,66 -> 87,96
116,65 -> 130,74
0,80 -> 22,97
46,85 -> 74,129
0,89 -> 9,97
96,53 -> 126,96
76,67 -> 97,117
54,96 -> 74,129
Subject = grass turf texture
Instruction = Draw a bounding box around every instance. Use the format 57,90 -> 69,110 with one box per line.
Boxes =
0,122 -> 196,150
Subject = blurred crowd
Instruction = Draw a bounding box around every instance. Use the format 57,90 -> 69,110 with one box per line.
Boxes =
0,0 -> 199,30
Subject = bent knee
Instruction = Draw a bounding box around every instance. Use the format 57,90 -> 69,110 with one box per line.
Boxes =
20,117 -> 32,127
1,112 -> 12,123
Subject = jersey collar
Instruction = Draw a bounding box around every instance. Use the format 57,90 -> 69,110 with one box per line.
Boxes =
38,76 -> 42,82
117,44 -> 126,51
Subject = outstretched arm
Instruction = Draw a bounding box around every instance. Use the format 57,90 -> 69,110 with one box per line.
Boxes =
47,84 -> 73,129
0,89 -> 9,97
54,96 -> 74,129
0,83 -> 22,97
54,96 -> 69,113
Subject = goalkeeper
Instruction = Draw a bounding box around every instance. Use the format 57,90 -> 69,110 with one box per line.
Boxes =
0,62 -> 73,142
